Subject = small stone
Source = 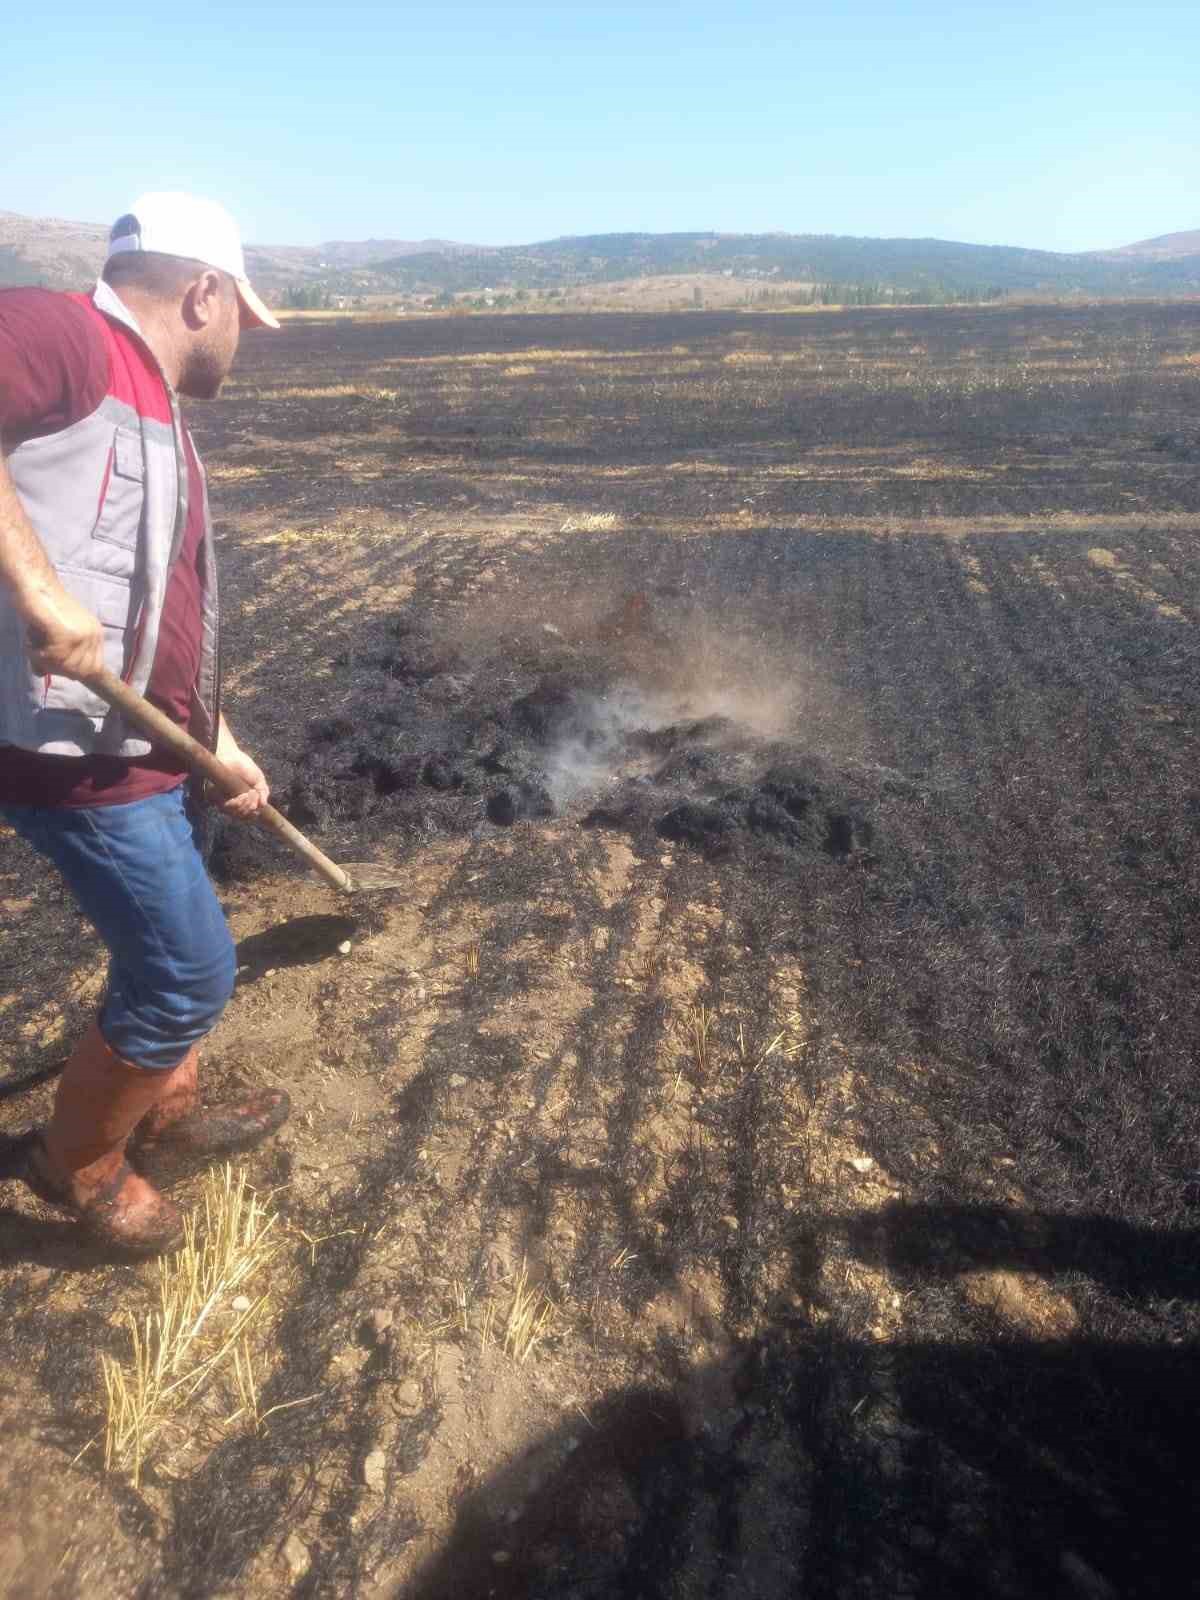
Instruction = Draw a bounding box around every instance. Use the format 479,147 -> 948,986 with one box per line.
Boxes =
491,1550 -> 511,1565
367,1307 -> 394,1342
660,855 -> 674,868
449,1073 -> 468,1088
848,1156 -> 875,1173
337,940 -> 352,956
721,1214 -> 740,1231
281,1533 -> 310,1579
395,1378 -> 422,1413
541,623 -> 562,636
231,1294 -> 252,1313
264,967 -> 276,979
362,1448 -> 387,1491
333,1343 -> 369,1376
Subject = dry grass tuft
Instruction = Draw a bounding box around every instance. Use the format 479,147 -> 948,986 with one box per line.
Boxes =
205,463 -> 266,483
451,1277 -> 474,1338
634,946 -> 662,982
687,1002 -> 717,1079
560,512 -> 620,532
500,1259 -> 558,1364
101,1166 -> 280,1486
736,1009 -> 806,1074
226,382 -> 398,401
441,1259 -> 558,1364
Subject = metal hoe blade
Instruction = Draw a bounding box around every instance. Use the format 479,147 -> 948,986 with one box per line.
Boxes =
337,861 -> 409,893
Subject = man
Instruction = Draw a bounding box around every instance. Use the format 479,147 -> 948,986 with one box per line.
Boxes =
0,193 -> 291,1255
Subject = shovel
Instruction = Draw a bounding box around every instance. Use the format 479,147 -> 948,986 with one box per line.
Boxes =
84,667 -> 404,893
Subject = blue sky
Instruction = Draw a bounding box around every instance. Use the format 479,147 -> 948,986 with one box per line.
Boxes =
6,2 -> 1197,251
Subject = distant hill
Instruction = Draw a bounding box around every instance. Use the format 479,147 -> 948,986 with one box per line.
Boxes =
2,209 -> 1198,301
0,211 -> 109,289
1094,228 -> 1200,262
367,230 -> 1200,297
0,211 -> 478,295
308,239 -> 477,268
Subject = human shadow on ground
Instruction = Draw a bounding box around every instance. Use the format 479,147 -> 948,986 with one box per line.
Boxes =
0,1059 -> 63,1104
843,1199 -> 1200,1303
0,1195 -> 136,1272
398,1203 -> 1200,1600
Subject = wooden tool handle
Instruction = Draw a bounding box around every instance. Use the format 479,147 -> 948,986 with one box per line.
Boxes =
85,667 -> 353,893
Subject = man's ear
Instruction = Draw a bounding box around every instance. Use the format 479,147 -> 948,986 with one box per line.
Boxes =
183,269 -> 224,329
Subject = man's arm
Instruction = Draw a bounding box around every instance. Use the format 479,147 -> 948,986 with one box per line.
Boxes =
2,451 -> 268,814
0,451 -> 104,678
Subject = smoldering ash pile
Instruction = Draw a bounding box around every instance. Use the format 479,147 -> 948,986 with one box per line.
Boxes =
214,595 -> 907,884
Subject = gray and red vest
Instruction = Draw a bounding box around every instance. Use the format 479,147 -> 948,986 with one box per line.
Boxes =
0,279 -> 218,757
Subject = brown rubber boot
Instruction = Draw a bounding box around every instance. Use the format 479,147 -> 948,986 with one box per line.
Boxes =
16,1024 -> 185,1257
129,1045 -> 290,1184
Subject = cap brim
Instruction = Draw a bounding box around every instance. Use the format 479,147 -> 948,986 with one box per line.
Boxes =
234,276 -> 280,331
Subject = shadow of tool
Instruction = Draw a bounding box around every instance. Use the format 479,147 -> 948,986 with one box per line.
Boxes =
0,911 -> 360,1096
233,913 -> 359,984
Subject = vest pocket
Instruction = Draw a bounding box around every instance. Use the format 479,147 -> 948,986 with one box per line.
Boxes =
42,567 -> 137,721
92,428 -> 145,551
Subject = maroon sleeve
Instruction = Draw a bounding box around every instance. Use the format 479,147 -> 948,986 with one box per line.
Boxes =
0,288 -> 109,446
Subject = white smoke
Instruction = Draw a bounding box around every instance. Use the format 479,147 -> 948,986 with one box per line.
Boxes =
540,684 -> 664,810
540,678 -> 792,812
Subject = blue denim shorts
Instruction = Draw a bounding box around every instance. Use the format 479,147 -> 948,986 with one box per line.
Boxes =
2,786 -> 236,1070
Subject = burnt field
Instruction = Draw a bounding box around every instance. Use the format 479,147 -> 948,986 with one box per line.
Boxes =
2,302 -> 1199,1598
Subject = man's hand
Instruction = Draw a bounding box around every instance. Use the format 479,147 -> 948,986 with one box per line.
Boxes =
215,718 -> 269,818
23,584 -> 106,680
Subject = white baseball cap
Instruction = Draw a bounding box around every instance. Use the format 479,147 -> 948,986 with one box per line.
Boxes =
106,192 -> 280,330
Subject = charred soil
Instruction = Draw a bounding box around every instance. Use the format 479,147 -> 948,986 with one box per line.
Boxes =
2,303 -> 1200,1598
